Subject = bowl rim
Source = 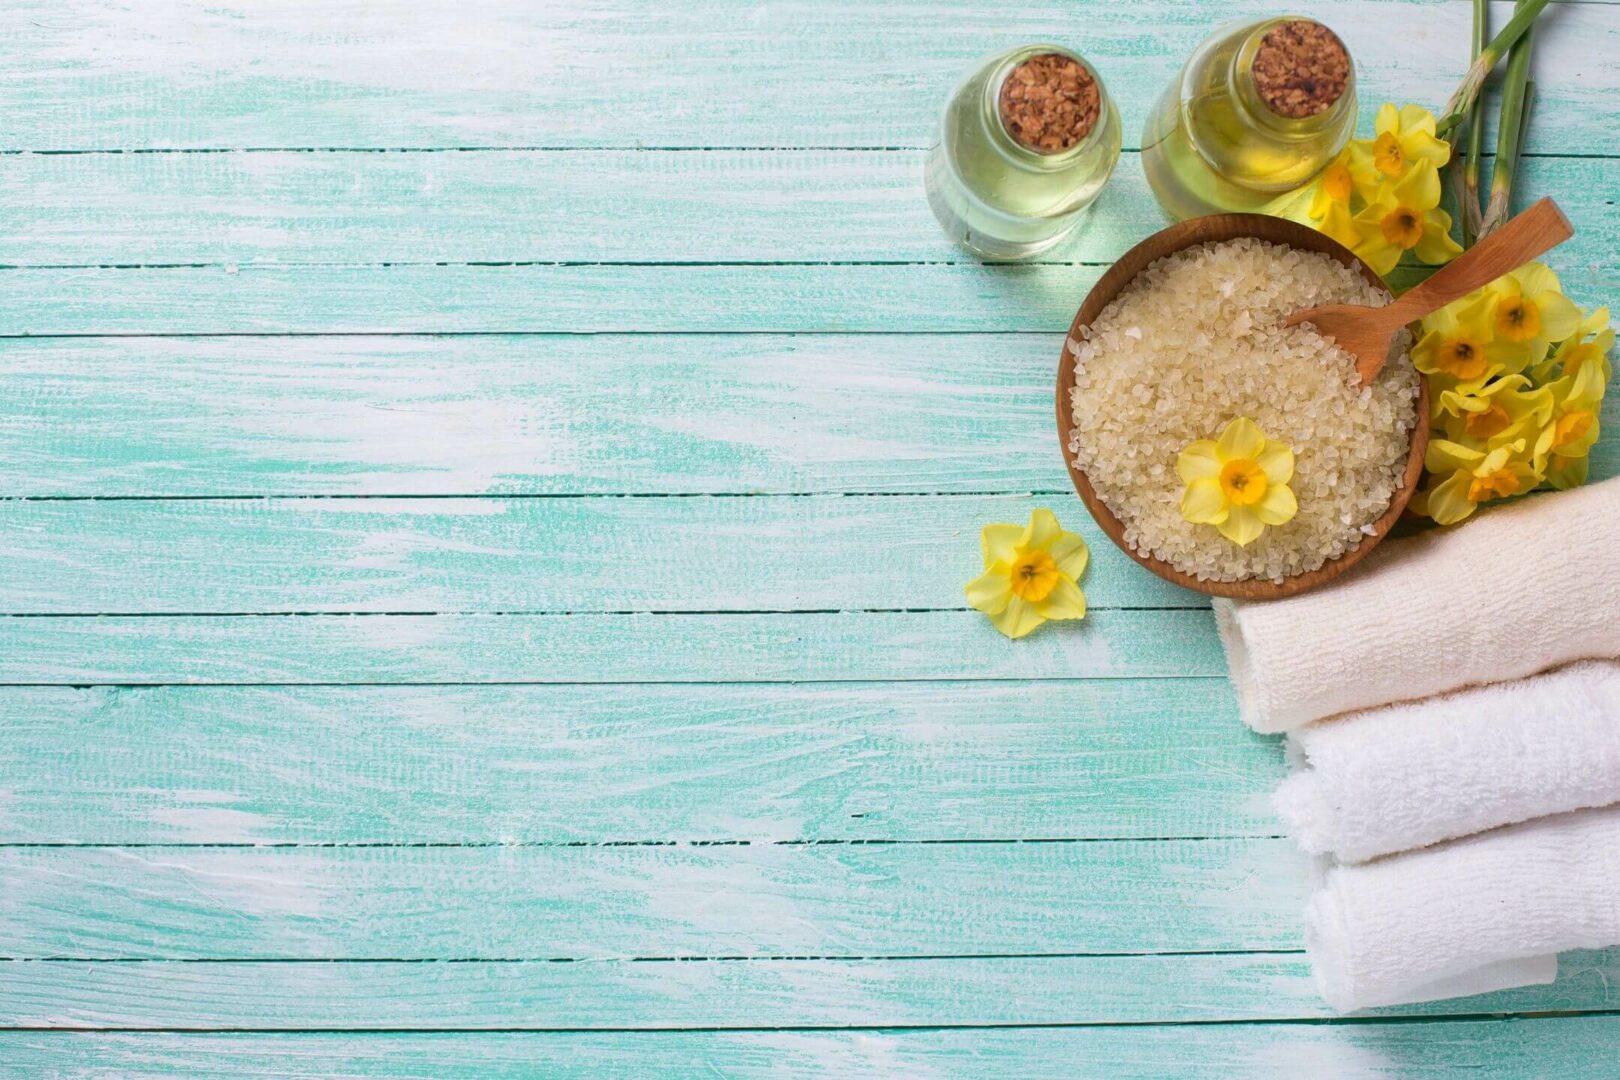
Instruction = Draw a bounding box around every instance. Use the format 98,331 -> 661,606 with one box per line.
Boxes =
1054,213 -> 1429,601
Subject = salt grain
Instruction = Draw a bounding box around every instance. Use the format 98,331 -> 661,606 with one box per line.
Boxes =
1068,238 -> 1418,583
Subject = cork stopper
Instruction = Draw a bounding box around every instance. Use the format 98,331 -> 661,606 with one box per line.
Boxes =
998,53 -> 1101,154
1252,21 -> 1350,119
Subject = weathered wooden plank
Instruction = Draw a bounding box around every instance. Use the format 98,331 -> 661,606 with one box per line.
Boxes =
1,952 -> 1616,1030
7,333 -> 1617,499
2,1 -> 1615,152
0,495 -> 1201,614
4,1018 -> 1620,1079
0,334 -> 1066,497
0,841 -> 1306,959
3,260 -> 1611,335
8,151 -> 1614,267
0,680 -> 1274,844
0,610 -> 1221,685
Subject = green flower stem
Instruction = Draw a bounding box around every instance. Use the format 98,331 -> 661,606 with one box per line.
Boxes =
1458,0 -> 1489,247
1435,0 -> 1552,136
1480,0 -> 1537,237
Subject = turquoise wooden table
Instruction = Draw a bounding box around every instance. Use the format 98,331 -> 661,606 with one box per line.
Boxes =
3,1 -> 1620,1075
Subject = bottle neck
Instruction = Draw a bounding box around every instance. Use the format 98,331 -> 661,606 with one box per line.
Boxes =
978,45 -> 1108,172
1226,19 -> 1355,140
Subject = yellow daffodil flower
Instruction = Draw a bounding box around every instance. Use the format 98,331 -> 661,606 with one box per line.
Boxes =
1412,292 -> 1532,387
1484,262 -> 1582,360
1177,417 -> 1297,547
1367,103 -> 1450,179
1535,305 -> 1614,386
1422,438 -> 1542,525
1534,361 -> 1606,490
965,509 -> 1088,639
1306,149 -> 1375,249
1434,374 -> 1552,448
1350,161 -> 1462,275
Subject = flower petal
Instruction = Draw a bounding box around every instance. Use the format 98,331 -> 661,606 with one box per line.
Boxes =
1534,291 -> 1582,344
1180,477 -> 1229,524
1254,483 -> 1298,526
1020,508 -> 1061,551
965,567 -> 1012,615
979,523 -> 1023,567
1255,442 -> 1294,485
1216,417 -> 1265,460
1216,506 -> 1265,547
1426,470 -> 1477,526
1375,102 -> 1398,137
1513,262 -> 1561,297
1176,440 -> 1222,482
1425,438 -> 1483,474
1049,532 -> 1089,580
989,597 -> 1046,639
1392,160 -> 1442,211
1032,575 -> 1086,622
1413,211 -> 1462,265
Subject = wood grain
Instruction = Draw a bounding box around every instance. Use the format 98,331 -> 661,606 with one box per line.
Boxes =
0,680 -> 1275,844
6,333 -> 1617,499
0,840 -> 1310,960
1,952 -> 1616,1029
3,1019 -> 1619,1078
0,610 -> 1223,685
5,151 -> 1613,267
0,495 -> 1201,614
2,0 -> 1616,152
1,262 -> 1601,335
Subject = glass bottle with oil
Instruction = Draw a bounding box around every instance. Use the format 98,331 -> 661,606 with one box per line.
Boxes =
925,44 -> 1121,260
1141,17 -> 1357,221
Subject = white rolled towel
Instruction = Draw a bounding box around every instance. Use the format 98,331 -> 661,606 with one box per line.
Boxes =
1276,660 -> 1620,863
1308,803 -> 1620,1012
1214,479 -> 1620,732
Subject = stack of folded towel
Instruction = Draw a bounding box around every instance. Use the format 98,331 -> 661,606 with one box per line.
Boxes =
1213,478 -> 1620,1011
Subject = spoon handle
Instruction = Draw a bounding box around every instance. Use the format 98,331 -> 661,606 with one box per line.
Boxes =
1384,197 -> 1573,325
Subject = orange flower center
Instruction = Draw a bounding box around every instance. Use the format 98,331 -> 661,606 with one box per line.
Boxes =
1464,402 -> 1513,440
1562,343 -> 1596,377
1373,132 -> 1405,177
1321,161 -> 1353,203
1435,337 -> 1488,381
1008,551 -> 1060,602
1219,458 -> 1269,507
1495,297 -> 1541,343
1468,467 -> 1521,503
1380,207 -> 1423,250
1551,410 -> 1596,454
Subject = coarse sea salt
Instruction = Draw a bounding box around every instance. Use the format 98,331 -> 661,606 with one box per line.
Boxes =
1067,237 -> 1419,583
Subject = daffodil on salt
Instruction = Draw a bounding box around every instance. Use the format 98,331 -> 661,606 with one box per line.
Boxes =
1177,418 -> 1297,547
1420,438 -> 1541,525
965,509 -> 1088,639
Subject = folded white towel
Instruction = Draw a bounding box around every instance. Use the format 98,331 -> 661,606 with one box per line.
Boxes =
1308,803 -> 1620,1012
1276,660 -> 1620,863
1214,479 -> 1620,732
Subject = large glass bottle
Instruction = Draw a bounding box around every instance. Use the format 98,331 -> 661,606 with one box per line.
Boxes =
925,45 -> 1121,260
1141,17 -> 1357,221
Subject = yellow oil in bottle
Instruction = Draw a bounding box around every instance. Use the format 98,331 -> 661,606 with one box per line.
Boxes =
926,45 -> 1121,260
1141,18 -> 1356,221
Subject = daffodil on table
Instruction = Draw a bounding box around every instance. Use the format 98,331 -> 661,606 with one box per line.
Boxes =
965,509 -> 1088,639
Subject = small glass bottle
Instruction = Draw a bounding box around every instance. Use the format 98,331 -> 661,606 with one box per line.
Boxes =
1141,17 -> 1357,222
925,45 -> 1121,260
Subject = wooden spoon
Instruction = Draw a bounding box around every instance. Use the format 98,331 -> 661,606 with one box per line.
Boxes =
1284,197 -> 1574,385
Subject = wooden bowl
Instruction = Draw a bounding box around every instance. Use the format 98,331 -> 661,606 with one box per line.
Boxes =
1055,214 -> 1429,601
